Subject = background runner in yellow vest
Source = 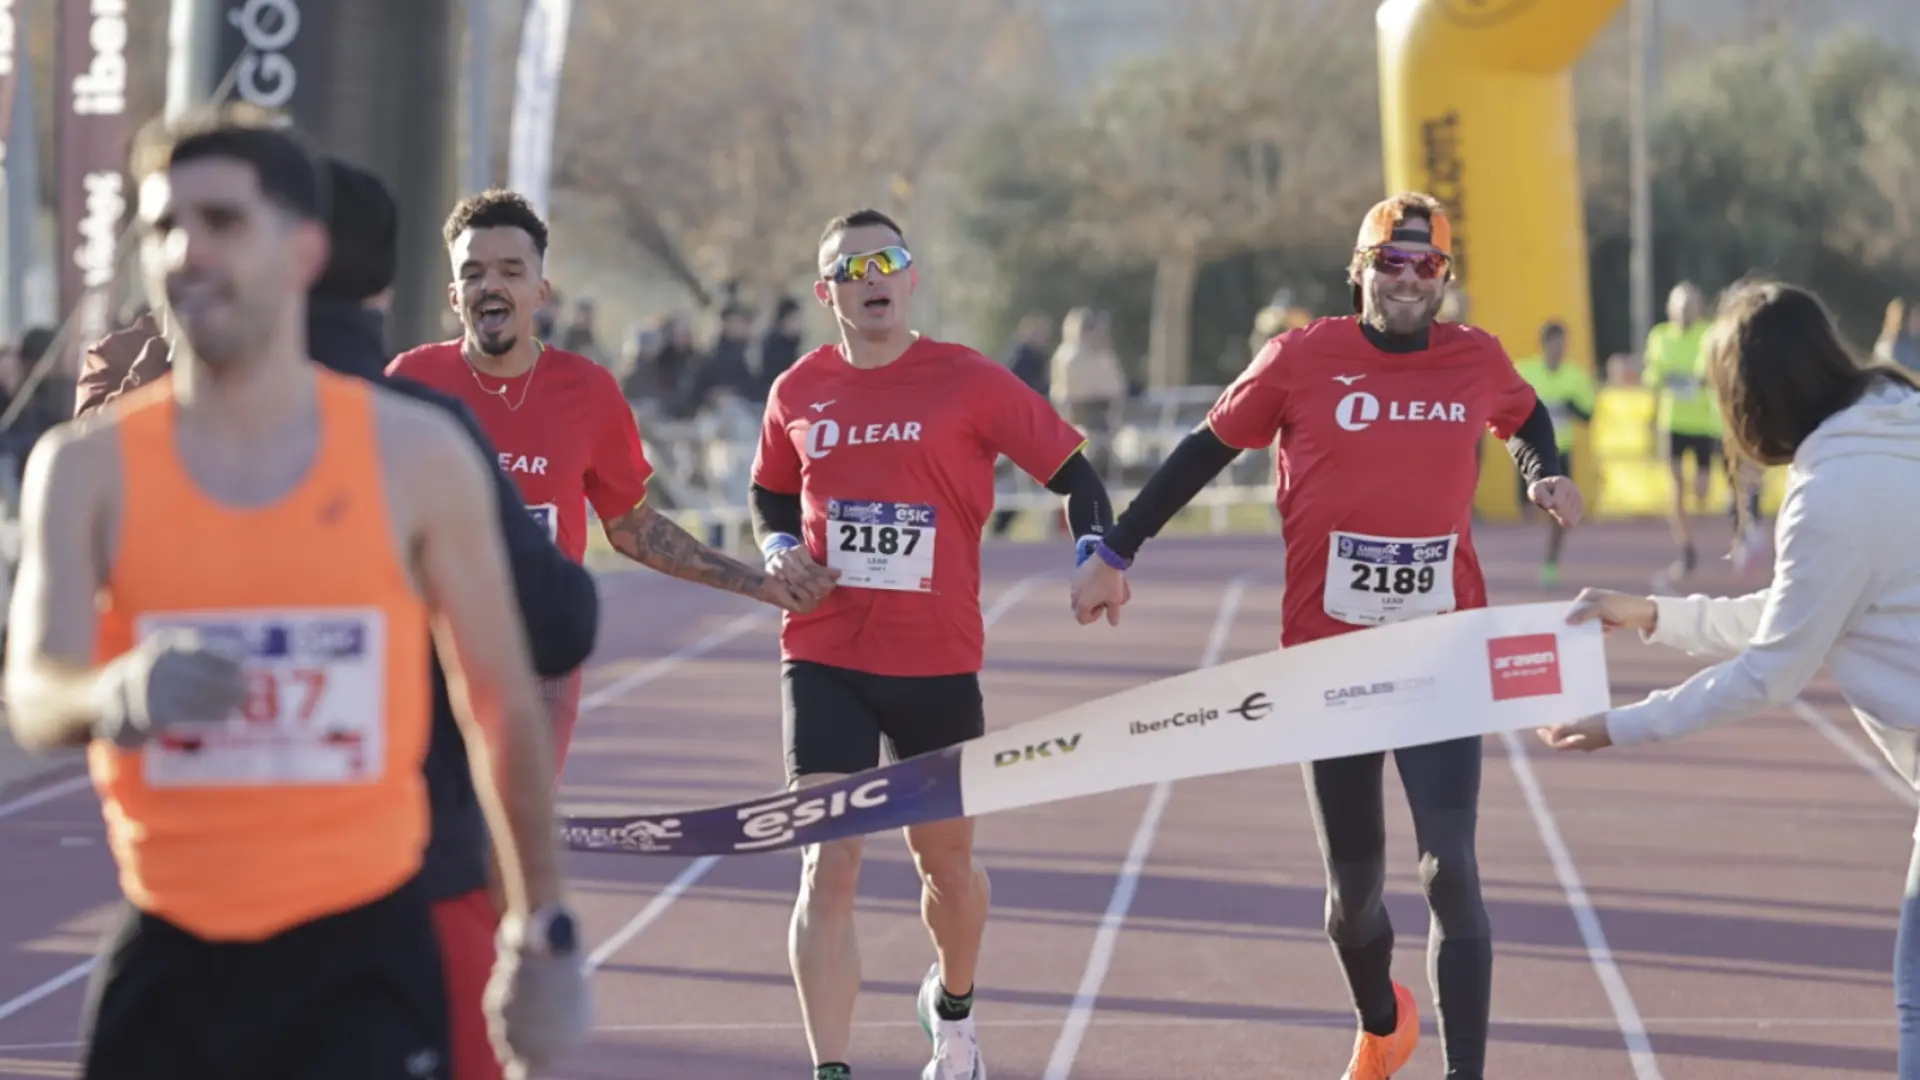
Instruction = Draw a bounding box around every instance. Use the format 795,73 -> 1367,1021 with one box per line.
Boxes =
1514,320 -> 1594,588
1642,282 -> 1720,584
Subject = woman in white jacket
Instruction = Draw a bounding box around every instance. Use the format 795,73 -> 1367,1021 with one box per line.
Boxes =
1537,277 -> 1920,1075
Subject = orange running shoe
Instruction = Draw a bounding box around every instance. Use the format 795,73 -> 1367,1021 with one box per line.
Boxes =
1341,981 -> 1419,1079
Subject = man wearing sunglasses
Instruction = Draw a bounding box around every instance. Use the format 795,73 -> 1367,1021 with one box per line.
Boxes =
1069,192 -> 1582,1080
749,209 -> 1116,1080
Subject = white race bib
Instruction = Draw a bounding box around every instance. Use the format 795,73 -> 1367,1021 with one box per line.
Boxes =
139,608 -> 388,788
1664,374 -> 1702,400
825,499 -> 936,592
527,502 -> 558,540
1323,531 -> 1456,626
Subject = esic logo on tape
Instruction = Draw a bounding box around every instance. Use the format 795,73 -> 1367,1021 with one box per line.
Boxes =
734,779 -> 891,851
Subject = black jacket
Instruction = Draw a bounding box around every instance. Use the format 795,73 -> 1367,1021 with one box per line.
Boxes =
307,296 -> 600,900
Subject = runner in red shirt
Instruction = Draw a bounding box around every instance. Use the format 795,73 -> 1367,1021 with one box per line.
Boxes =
389,190 -> 820,775
1070,193 -> 1583,1080
748,209 -> 1114,1080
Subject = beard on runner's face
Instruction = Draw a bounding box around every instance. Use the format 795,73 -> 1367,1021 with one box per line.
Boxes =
1363,249 -> 1447,334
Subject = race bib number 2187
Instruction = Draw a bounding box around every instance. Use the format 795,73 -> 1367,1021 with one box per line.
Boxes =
825,499 -> 936,592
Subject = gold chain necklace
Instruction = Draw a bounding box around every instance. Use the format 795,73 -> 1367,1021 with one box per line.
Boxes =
464,340 -> 544,412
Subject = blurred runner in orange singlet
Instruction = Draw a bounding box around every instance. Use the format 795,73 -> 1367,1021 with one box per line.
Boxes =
3,105 -> 590,1080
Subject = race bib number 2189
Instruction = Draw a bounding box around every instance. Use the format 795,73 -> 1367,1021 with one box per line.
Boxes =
825,499 -> 936,592
1323,531 -> 1456,627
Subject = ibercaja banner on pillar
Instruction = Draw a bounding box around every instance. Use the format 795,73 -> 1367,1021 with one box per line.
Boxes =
55,0 -> 128,370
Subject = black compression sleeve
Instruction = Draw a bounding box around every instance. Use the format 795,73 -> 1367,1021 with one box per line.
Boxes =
1505,399 -> 1565,486
1102,425 -> 1243,561
1042,451 -> 1113,539
750,483 -> 804,546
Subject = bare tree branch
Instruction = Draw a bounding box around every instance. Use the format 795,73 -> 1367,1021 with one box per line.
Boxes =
556,0 -> 1049,308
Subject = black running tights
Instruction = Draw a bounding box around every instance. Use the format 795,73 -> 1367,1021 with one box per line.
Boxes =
1304,734 -> 1491,1080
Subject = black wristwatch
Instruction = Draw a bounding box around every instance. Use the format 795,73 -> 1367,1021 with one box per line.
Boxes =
513,903 -> 579,957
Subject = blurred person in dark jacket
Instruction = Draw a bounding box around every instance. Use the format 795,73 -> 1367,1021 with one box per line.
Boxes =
73,156 -> 600,1080
1004,312 -> 1051,395
618,325 -> 665,404
2,327 -> 76,484
679,301 -> 761,413
653,312 -> 700,414
753,295 -> 803,397
559,297 -> 601,362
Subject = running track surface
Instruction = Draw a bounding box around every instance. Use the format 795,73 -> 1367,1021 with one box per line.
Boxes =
0,519 -> 1911,1079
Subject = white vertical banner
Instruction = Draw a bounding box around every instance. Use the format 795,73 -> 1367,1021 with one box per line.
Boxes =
506,0 -> 571,218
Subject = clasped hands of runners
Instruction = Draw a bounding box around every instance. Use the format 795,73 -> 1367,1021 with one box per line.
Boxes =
1068,476 -> 1588,630
763,545 -> 841,612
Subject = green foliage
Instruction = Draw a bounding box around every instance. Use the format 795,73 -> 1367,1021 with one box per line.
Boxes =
962,19 -> 1920,373
1583,28 -> 1920,356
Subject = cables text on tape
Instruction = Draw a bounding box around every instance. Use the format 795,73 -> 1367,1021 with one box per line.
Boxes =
559,601 -> 1608,856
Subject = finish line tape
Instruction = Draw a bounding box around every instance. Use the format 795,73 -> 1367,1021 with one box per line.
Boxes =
559,601 -> 1609,856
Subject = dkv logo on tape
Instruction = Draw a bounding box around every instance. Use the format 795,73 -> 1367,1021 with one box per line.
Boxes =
559,602 -> 1612,857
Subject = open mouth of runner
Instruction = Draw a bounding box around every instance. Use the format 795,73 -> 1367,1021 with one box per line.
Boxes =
476,297 -> 512,334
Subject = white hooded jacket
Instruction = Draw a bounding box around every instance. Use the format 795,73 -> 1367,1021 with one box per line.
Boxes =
1604,375 -> 1920,790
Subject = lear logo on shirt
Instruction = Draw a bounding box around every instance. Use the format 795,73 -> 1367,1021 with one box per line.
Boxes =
497,453 -> 549,475
802,417 -> 925,460
1486,634 -> 1562,701
1334,391 -> 1468,433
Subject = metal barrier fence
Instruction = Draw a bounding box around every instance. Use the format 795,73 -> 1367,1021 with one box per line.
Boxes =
632,388 -> 1280,550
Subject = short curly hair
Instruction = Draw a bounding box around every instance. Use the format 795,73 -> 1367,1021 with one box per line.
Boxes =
442,188 -> 549,256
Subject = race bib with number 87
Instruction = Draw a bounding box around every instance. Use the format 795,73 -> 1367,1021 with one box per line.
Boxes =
1322,531 -> 1456,627
136,608 -> 389,788
825,499 -> 936,591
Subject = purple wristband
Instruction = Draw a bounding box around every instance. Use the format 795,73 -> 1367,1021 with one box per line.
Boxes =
1093,539 -> 1132,570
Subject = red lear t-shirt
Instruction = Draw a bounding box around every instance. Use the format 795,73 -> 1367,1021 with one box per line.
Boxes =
387,340 -> 654,564
753,337 -> 1087,677
1205,317 -> 1539,647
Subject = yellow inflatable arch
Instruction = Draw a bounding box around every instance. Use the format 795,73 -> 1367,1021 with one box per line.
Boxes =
1375,0 -> 1624,519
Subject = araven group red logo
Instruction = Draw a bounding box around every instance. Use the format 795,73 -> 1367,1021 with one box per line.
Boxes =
1487,634 -> 1561,701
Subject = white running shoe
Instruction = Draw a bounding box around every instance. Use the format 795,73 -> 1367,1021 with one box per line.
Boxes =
915,962 -> 986,1080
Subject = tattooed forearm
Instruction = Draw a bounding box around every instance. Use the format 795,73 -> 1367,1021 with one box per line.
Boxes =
603,503 -> 770,598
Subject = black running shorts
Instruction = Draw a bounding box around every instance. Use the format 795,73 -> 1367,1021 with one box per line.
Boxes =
782,659 -> 985,782
77,875 -> 450,1080
1665,431 -> 1719,473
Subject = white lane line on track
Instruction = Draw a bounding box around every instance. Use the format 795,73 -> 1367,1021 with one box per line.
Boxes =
0,959 -> 95,1025
1791,699 -> 1918,807
0,775 -> 90,822
1042,571 -> 1253,1080
0,598 -> 763,1031
581,571 -> 1053,974
1502,730 -> 1665,1080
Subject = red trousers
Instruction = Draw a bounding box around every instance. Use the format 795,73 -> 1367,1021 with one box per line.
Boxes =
435,671 -> 582,1078
431,887 -> 503,1080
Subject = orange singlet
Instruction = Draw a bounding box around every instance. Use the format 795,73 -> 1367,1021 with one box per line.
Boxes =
88,368 -> 434,943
